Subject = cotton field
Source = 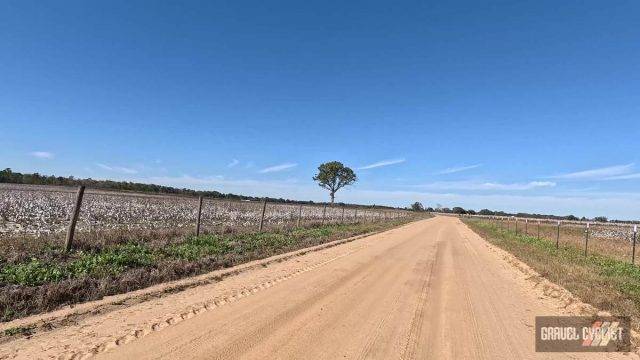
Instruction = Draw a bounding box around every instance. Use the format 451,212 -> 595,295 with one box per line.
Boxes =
0,184 -> 408,237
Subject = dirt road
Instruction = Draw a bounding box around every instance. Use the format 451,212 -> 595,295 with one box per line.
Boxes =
2,217 -> 635,359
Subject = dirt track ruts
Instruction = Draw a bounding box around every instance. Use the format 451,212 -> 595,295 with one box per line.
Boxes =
2,217 -> 636,359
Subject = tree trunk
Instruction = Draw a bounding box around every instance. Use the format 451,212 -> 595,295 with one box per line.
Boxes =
330,191 -> 335,204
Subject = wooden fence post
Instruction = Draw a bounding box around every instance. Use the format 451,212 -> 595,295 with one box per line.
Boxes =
525,219 -> 528,235
515,218 -> 518,235
341,206 -> 345,223
195,196 -> 204,236
633,225 -> 638,265
537,220 -> 541,240
258,199 -> 267,232
64,185 -> 85,252
556,221 -> 561,249
321,204 -> 327,225
584,223 -> 590,257
354,208 -> 358,223
297,204 -> 303,227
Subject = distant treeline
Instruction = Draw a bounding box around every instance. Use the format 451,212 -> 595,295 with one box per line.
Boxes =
0,168 -> 398,209
431,206 -> 621,224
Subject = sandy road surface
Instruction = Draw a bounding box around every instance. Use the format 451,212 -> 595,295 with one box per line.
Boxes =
2,217 -> 636,359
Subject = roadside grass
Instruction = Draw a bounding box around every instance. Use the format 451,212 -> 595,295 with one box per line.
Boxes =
2,325 -> 35,337
0,219 -> 416,322
464,219 -> 640,330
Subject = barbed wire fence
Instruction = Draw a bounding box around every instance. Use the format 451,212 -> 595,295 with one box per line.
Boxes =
446,213 -> 639,265
0,183 -> 413,251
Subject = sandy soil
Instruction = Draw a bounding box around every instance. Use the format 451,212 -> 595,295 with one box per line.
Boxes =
1,216 -> 637,359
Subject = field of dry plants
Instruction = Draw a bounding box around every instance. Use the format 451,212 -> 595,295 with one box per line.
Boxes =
0,184 -> 404,236
0,183 -> 416,323
470,215 -> 639,263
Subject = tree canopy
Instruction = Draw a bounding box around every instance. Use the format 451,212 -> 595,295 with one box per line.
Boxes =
313,161 -> 357,203
410,202 -> 425,211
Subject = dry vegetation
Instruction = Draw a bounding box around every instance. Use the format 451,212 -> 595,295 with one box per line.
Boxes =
0,184 -> 404,239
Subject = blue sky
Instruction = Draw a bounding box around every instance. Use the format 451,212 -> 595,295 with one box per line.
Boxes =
2,1 -> 640,219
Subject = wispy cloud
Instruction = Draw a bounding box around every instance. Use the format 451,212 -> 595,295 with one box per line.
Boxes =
606,173 -> 640,180
358,158 -> 406,170
550,163 -> 634,180
478,181 -> 556,190
259,163 -> 298,173
96,163 -> 138,174
149,175 -> 224,185
436,164 -> 482,175
146,175 -> 319,200
412,180 -> 556,191
228,159 -> 239,168
29,151 -> 54,159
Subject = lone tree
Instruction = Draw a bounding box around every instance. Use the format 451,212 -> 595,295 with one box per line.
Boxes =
313,161 -> 357,204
